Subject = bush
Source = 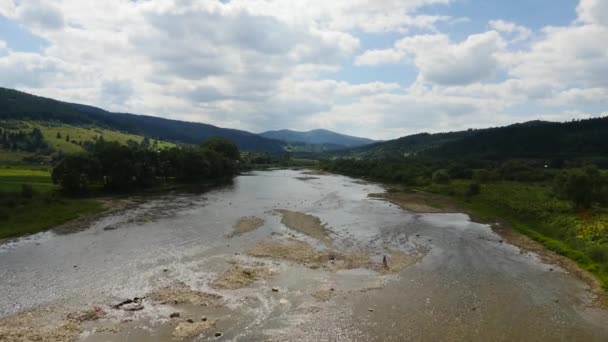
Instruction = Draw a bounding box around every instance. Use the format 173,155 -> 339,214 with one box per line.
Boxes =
21,184 -> 35,198
553,166 -> 608,208
589,245 -> 608,264
465,182 -> 481,197
432,169 -> 450,184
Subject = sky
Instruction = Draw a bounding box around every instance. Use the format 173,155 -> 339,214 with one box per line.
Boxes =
0,0 -> 606,140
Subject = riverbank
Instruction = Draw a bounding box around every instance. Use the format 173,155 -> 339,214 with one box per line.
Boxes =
0,163 -> 233,241
369,182 -> 608,303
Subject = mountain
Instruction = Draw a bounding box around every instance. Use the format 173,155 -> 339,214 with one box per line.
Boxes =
260,129 -> 376,148
337,118 -> 608,162
0,87 -> 284,153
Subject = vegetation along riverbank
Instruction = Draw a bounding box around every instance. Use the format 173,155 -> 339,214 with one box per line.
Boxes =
321,158 -> 608,291
0,136 -> 243,240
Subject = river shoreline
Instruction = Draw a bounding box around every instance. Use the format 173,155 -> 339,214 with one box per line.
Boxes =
370,187 -> 608,307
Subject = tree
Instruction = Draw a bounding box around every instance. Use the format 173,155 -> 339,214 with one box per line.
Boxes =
52,154 -> 101,193
432,169 -> 450,184
553,166 -> 608,209
201,137 -> 240,160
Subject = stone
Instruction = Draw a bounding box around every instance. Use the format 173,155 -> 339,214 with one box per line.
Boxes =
170,312 -> 181,318
121,303 -> 144,311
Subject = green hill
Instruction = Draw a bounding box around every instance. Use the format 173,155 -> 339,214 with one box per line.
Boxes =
0,87 -> 285,153
337,117 -> 608,164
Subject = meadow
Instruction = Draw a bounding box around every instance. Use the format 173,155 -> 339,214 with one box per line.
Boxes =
0,165 -> 103,239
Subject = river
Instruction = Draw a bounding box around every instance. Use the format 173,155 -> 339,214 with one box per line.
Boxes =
0,169 -> 607,341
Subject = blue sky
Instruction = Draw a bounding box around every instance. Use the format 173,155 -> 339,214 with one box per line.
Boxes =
0,0 -> 606,139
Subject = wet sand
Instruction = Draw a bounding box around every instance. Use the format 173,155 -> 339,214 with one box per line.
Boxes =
0,169 -> 607,341
230,216 -> 265,236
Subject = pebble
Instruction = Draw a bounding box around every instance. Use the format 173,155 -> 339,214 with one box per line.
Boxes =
170,312 -> 180,318
215,332 -> 223,337
201,317 -> 208,322
272,288 -> 279,292
187,319 -> 194,323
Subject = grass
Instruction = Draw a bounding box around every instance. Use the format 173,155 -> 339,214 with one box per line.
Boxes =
421,180 -> 608,289
1,119 -> 176,156
0,196 -> 103,239
0,165 -> 104,239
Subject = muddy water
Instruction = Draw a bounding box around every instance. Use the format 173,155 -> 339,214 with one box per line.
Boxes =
1,170 -> 607,341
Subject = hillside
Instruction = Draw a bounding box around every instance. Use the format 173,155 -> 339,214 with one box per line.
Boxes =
337,117 -> 608,163
260,129 -> 375,148
0,87 -> 284,153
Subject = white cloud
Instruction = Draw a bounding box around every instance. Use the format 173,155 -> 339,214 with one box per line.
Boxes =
355,30 -> 506,86
577,0 -> 608,26
0,0 -> 606,140
17,1 -> 65,30
355,49 -> 405,66
489,20 -> 532,42
399,31 -> 506,86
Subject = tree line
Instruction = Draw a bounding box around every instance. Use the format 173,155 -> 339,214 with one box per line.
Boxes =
0,127 -> 51,153
52,137 -> 240,194
320,158 -> 608,209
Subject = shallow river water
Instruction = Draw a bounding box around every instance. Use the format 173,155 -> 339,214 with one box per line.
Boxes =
0,169 -> 607,341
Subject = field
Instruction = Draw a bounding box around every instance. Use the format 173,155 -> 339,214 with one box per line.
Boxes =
1,120 -> 175,157
0,166 -> 103,239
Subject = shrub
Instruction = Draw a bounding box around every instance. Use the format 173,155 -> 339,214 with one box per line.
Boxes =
589,245 -> 608,264
432,169 -> 450,184
465,182 -> 481,197
21,184 -> 35,198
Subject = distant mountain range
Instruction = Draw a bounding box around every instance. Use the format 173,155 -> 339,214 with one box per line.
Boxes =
3,87 -> 606,162
0,87 -> 378,154
260,129 -> 376,148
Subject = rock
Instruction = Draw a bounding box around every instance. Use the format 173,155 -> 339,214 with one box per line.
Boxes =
471,307 -> 477,311
499,240 -> 504,243
549,268 -> 554,272
201,317 -> 208,322
272,287 -> 279,292
415,234 -> 420,237
368,308 -> 374,312
163,269 -> 169,272
122,303 -> 144,311
170,312 -> 181,318
215,332 -> 223,337
187,319 -> 194,323
112,299 -> 133,309
73,265 -> 78,268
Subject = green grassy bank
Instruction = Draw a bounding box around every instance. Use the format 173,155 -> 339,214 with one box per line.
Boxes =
0,166 -> 104,239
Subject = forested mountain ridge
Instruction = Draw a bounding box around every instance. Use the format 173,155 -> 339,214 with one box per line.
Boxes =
260,128 -> 376,148
338,117 -> 608,163
0,87 -> 284,153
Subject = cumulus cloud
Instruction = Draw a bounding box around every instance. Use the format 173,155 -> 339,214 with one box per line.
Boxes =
0,0 -> 606,140
356,30 -> 506,86
489,20 -> 532,42
577,0 -> 608,26
17,1 -> 65,30
355,49 -> 405,66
